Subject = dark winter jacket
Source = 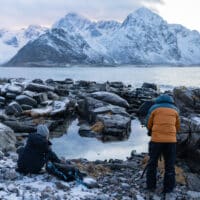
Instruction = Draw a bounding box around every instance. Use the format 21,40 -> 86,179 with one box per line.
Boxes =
17,133 -> 60,174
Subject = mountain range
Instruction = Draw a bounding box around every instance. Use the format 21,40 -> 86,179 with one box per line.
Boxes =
2,7 -> 200,66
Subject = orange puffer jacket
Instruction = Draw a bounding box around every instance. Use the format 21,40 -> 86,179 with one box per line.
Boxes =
146,94 -> 180,143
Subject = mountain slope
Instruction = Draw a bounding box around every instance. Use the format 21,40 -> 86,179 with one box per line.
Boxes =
5,7 -> 200,66
6,28 -> 113,66
0,25 -> 47,64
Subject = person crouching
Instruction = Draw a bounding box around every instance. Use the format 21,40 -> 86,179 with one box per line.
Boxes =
16,124 -> 61,174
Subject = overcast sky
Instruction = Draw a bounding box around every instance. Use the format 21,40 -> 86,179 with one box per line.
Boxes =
1,0 -> 200,31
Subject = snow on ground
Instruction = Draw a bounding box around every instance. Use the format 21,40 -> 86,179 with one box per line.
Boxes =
0,156 -> 100,200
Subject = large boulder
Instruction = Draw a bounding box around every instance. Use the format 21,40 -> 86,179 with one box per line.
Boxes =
137,100 -> 155,117
173,87 -> 196,113
33,93 -> 48,104
1,83 -> 23,96
92,105 -> 130,118
0,123 -> 16,152
91,91 -> 129,108
178,116 -> 200,173
77,96 -> 108,121
96,114 -> 131,137
6,84 -> 23,94
50,98 -> 72,117
25,83 -> 54,93
142,82 -> 159,91
16,95 -> 37,107
5,102 -> 23,115
3,120 -> 36,133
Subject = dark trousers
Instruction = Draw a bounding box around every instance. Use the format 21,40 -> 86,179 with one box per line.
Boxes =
146,141 -> 176,193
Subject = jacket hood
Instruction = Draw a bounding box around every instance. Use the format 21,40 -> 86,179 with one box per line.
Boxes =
27,133 -> 48,149
155,94 -> 174,104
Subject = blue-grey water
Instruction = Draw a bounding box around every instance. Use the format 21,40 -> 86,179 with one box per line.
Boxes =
0,66 -> 200,90
1,65 -> 199,160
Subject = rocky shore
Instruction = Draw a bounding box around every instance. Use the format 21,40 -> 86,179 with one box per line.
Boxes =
0,78 -> 200,199
0,151 -> 200,200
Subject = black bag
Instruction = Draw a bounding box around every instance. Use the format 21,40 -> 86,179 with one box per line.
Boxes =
46,162 -> 86,182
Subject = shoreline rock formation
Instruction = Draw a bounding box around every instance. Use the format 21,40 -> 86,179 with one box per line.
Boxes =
0,77 -> 199,199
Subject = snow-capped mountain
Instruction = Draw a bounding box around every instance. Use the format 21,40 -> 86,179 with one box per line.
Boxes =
6,28 -> 114,66
5,7 -> 200,66
0,25 -> 47,64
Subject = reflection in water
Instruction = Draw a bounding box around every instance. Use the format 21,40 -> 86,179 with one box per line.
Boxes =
52,119 -> 149,161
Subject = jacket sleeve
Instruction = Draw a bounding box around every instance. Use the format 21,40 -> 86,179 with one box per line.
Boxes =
147,112 -> 154,130
176,113 -> 180,132
47,148 -> 61,163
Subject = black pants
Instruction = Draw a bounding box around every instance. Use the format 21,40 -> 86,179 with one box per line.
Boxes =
146,142 -> 176,193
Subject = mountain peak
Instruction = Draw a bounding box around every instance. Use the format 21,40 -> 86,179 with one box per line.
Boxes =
134,7 -> 155,15
122,7 -> 164,27
53,12 -> 91,30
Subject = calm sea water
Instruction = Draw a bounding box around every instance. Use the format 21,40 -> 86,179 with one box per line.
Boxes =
52,119 -> 149,161
1,65 -> 199,160
0,66 -> 200,90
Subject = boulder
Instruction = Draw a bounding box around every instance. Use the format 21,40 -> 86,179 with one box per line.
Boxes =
5,102 -> 23,115
22,90 -> 37,98
0,123 -> 16,151
92,105 -> 130,118
0,96 -> 6,103
55,85 -> 69,96
186,173 -> 200,192
32,79 -> 44,84
64,78 -> 74,85
91,91 -> 129,108
21,104 -> 33,110
173,87 -> 196,113
142,82 -> 159,91
16,95 -> 37,107
50,98 -> 72,117
108,82 -> 125,88
77,97 -> 108,121
33,93 -> 48,104
79,124 -> 97,138
47,91 -> 59,100
6,84 -> 23,94
1,83 -> 23,96
4,120 -> 36,133
97,114 -> 131,137
137,100 -> 155,117
5,92 -> 17,99
25,83 -> 54,92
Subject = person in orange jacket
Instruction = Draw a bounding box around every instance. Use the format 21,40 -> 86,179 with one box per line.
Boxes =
146,94 -> 180,194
